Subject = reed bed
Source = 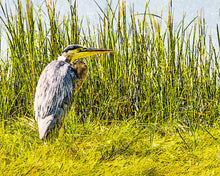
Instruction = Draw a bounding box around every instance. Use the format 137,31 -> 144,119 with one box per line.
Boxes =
0,0 -> 219,175
1,0 -> 219,124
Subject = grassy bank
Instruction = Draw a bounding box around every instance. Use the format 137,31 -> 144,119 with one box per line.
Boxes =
0,117 -> 219,175
0,0 -> 219,175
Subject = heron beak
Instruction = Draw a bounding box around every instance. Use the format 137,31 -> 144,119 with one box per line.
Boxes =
71,47 -> 113,60
85,47 -> 113,54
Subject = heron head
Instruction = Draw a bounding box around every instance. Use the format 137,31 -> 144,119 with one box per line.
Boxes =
61,44 -> 113,62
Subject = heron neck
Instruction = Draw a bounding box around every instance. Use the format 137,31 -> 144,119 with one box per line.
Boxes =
57,55 -> 67,61
59,52 -> 74,63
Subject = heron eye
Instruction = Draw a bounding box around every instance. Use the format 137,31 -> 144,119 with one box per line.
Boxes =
78,48 -> 87,52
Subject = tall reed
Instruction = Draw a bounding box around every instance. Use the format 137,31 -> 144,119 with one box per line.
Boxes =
0,0 -> 219,128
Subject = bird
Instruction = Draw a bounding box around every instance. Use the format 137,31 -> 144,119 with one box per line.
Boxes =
34,44 -> 113,141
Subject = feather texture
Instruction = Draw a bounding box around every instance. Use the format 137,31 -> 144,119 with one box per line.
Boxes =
34,60 -> 77,139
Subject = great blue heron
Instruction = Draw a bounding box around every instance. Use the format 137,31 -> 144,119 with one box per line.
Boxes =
34,44 -> 112,141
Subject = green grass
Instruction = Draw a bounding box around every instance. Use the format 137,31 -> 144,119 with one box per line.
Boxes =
0,116 -> 219,175
0,0 -> 220,175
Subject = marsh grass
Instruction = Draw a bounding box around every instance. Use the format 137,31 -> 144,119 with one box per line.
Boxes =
0,0 -> 219,123
0,0 -> 220,175
0,117 -> 219,175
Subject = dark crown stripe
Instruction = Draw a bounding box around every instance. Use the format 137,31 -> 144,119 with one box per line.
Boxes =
62,44 -> 84,53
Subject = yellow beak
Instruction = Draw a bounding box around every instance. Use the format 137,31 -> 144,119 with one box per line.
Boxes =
72,47 -> 113,60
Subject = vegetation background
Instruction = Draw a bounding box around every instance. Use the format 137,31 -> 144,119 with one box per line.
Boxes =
0,0 -> 219,175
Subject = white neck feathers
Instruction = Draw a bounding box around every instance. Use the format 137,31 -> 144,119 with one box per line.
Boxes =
57,55 -> 66,61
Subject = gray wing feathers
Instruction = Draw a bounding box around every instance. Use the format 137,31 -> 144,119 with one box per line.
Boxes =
38,115 -> 54,139
34,60 -> 77,139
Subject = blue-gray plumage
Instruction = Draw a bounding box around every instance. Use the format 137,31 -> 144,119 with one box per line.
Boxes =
34,60 -> 77,139
34,44 -> 112,141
